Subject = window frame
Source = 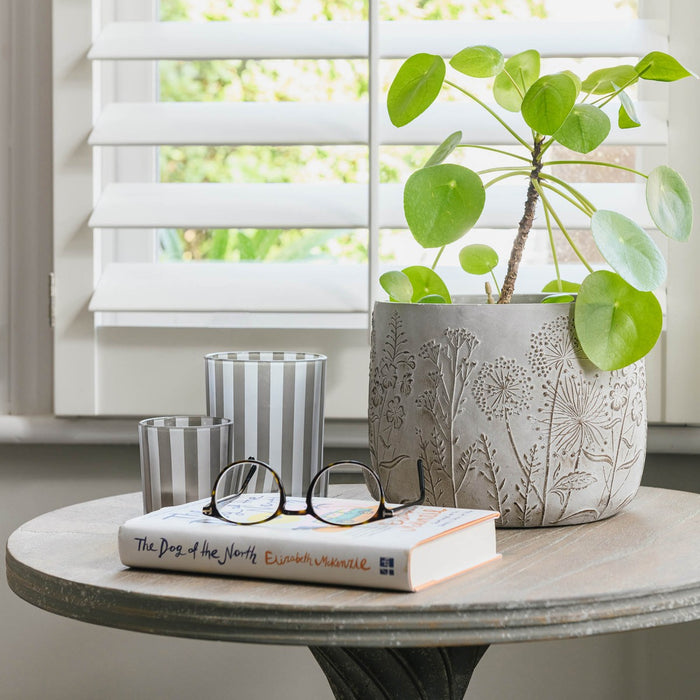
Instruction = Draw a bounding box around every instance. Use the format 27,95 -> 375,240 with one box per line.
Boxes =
51,0 -> 700,425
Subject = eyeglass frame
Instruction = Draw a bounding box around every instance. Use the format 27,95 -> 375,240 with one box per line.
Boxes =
202,457 -> 426,527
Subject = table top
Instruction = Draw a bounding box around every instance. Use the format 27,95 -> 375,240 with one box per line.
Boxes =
6,487 -> 700,648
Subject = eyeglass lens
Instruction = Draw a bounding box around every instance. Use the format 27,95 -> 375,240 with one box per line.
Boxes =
213,460 -> 388,526
214,461 -> 281,524
310,462 -> 382,526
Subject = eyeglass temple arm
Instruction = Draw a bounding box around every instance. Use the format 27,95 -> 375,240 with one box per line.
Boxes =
239,462 -> 259,492
209,458 -> 259,503
385,459 -> 426,513
416,458 -> 426,501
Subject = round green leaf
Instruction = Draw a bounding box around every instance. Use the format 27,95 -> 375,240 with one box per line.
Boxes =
459,244 -> 498,275
618,91 -> 640,129
646,165 -> 693,242
542,294 -> 575,304
575,270 -> 662,370
424,131 -> 462,168
404,164 -> 485,248
450,45 -> 504,78
402,266 -> 452,303
635,52 -> 697,82
560,70 -> 581,94
541,279 -> 581,293
379,270 -> 413,302
417,294 -> 447,304
493,49 -> 540,112
388,53 -> 446,127
582,65 -> 638,95
591,210 -> 667,291
554,104 -> 611,153
521,73 -> 578,135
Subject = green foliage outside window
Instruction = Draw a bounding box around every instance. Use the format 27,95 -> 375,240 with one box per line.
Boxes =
157,0 -> 636,263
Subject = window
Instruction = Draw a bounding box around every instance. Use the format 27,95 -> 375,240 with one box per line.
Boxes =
52,0 -> 700,425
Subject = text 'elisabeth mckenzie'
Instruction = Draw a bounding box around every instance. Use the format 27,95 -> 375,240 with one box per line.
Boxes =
264,551 -> 370,571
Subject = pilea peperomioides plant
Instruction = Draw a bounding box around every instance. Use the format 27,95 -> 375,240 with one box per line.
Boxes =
382,46 -> 695,371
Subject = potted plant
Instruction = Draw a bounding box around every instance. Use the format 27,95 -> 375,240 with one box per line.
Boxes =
369,46 -> 695,526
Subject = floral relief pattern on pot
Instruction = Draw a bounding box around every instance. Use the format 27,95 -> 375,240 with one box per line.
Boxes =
368,309 -> 416,498
369,303 -> 647,527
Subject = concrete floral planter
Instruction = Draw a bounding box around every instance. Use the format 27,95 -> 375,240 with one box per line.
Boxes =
368,297 -> 647,527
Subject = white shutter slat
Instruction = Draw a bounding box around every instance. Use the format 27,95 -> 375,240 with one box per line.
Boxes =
89,182 -> 653,231
89,20 -> 665,61
89,102 -> 368,146
93,311 -> 369,329
381,19 -> 666,58
90,101 -> 667,147
89,183 -> 368,229
89,263 -> 368,313
89,21 -> 368,60
88,261 -> 588,323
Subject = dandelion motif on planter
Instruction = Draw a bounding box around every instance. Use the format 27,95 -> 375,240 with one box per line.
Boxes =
369,299 -> 647,527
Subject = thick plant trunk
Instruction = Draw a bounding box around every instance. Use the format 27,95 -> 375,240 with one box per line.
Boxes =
498,138 -> 544,304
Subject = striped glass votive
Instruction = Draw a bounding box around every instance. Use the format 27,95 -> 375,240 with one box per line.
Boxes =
138,415 -> 233,513
204,351 -> 326,497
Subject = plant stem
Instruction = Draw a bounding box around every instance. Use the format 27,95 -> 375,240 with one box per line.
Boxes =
490,270 -> 501,295
501,68 -> 525,98
539,181 -> 594,217
444,79 -> 532,149
539,187 -> 562,290
536,185 -> 594,272
484,170 -> 530,188
477,165 -> 532,176
538,173 -> 597,214
457,144 -> 531,162
592,65 -> 651,108
539,136 -> 556,158
497,137 -> 545,303
542,160 -> 647,179
431,246 -> 445,270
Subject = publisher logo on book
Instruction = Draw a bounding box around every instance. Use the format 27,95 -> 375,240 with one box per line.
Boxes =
379,557 -> 395,576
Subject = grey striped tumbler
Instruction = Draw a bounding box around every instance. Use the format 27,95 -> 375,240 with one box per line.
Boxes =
204,351 -> 326,497
138,416 -> 233,512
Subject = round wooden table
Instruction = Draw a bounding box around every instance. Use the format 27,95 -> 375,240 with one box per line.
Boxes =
6,487 -> 700,699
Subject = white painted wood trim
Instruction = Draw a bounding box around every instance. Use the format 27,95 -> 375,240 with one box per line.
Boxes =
88,19 -> 666,60
665,0 -> 700,423
0,1 -> 11,414
1,1 -> 55,416
53,0 -> 97,415
45,0 -> 690,424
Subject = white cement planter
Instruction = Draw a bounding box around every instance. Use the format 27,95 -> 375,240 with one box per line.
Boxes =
368,297 -> 647,527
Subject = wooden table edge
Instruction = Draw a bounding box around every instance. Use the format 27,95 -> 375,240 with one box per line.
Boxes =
7,544 -> 699,648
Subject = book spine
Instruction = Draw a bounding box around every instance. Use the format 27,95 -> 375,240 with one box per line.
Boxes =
118,524 -> 414,592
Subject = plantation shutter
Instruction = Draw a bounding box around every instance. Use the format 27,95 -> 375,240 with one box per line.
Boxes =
53,0 -> 697,422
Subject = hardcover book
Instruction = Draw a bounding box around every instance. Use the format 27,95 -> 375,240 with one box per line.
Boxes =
118,494 -> 500,592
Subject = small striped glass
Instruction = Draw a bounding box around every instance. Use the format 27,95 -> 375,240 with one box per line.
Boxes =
138,415 -> 233,513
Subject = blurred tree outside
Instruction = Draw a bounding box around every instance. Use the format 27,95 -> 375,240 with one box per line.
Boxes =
158,0 -> 637,266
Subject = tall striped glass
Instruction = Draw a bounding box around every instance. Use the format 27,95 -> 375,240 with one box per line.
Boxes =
204,351 -> 326,497
138,416 -> 233,513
